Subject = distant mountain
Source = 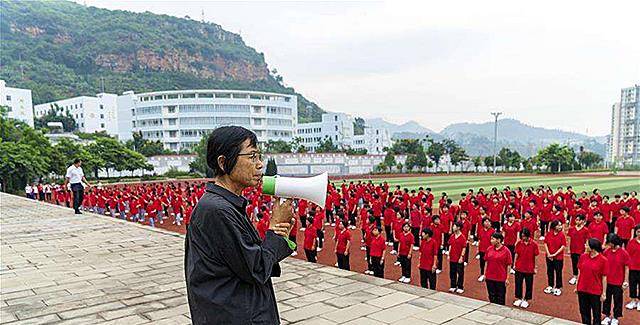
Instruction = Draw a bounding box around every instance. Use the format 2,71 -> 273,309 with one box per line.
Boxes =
441,118 -> 591,142
365,118 -> 437,135
363,117 -> 605,157
0,0 -> 324,122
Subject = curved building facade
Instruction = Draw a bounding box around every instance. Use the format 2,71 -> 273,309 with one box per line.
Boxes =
117,89 -> 297,151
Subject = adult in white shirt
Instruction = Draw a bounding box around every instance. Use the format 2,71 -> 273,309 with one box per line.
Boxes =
63,158 -> 92,214
25,184 -> 33,199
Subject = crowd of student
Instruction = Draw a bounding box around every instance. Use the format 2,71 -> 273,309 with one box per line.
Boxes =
39,180 -> 640,325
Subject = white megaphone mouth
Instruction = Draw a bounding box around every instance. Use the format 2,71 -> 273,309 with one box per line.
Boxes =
261,172 -> 328,207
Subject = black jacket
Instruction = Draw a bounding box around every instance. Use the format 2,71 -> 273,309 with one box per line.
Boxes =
185,183 -> 293,324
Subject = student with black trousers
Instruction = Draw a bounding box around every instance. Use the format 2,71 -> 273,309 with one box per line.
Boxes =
544,220 -> 566,296
419,227 -> 438,289
369,227 -> 386,278
484,233 -> 512,305
448,222 -> 467,294
513,228 -> 539,309
576,238 -> 607,325
602,234 -> 629,325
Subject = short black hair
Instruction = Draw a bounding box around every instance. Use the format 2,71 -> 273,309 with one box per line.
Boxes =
491,232 -> 504,242
206,126 -> 258,176
73,158 -> 82,164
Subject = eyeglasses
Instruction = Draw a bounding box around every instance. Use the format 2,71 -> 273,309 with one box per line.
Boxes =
238,151 -> 263,163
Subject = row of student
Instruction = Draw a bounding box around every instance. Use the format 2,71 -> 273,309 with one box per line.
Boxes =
298,206 -> 640,322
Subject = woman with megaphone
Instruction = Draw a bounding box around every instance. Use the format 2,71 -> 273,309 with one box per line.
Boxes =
184,126 -> 296,325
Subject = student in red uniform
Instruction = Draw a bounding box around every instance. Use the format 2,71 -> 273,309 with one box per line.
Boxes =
397,222 -> 414,283
448,221 -> 467,293
521,210 -> 539,240
256,212 -> 270,240
544,220 -> 566,296
383,203 -> 395,244
626,225 -> 640,311
576,238 -> 607,325
502,213 -> 520,271
484,233 -> 513,305
303,215 -> 318,263
615,207 -> 634,247
431,215 -> 444,274
589,212 -> 609,244
334,220 -> 351,270
513,228 -> 539,309
369,227 -> 386,278
602,234 -> 629,325
419,227 -> 438,289
568,215 -> 591,285
410,203 -> 422,249
312,210 -> 325,251
477,218 -> 495,282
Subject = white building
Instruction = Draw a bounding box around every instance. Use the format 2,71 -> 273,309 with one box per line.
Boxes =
353,126 -> 392,154
34,93 -> 118,136
117,89 -> 297,151
295,113 -> 355,152
0,79 -> 34,127
608,84 -> 640,167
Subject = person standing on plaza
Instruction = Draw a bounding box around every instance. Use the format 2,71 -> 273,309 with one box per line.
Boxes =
576,238 -> 608,325
513,228 -> 539,308
484,233 -> 512,305
63,158 -> 92,214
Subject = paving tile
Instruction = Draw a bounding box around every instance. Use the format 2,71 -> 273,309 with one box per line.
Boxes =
367,303 -> 427,323
414,303 -> 473,324
367,291 -> 418,309
280,302 -> 338,323
462,310 -> 505,324
321,303 -> 381,323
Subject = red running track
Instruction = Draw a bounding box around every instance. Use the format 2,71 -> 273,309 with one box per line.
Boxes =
151,219 -> 640,324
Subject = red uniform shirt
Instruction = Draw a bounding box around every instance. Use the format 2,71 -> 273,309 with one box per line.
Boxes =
485,245 -> 513,282
568,226 -> 590,255
477,226 -> 495,253
603,248 -> 629,286
615,216 -> 635,240
588,221 -> 609,242
521,217 -> 538,236
303,226 -> 317,250
335,229 -> 351,254
398,231 -> 415,256
431,223 -> 443,247
628,238 -> 640,271
419,238 -> 438,270
370,235 -> 386,257
515,240 -> 539,273
448,233 -> 467,262
544,231 -> 566,261
383,208 -> 395,226
502,221 -> 521,246
577,253 -> 608,295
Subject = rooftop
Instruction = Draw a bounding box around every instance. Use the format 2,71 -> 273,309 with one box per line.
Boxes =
0,193 -> 578,325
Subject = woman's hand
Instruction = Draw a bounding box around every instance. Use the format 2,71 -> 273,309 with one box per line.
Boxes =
270,220 -> 293,237
272,198 -> 294,224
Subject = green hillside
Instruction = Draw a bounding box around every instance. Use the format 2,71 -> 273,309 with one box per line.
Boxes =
0,0 -> 323,122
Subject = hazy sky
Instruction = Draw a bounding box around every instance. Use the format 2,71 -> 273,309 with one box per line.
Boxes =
78,0 -> 640,136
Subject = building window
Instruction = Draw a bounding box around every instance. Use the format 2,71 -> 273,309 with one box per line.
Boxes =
80,113 -> 83,118
100,123 -> 105,128
335,125 -> 338,131
169,131 -> 177,137
168,119 -> 177,125
100,114 -> 104,119
75,104 -> 78,109
6,95 -> 11,101
335,135 -> 338,140
167,106 -> 176,113
154,95 -> 163,100
81,123 -> 84,127
99,104 -> 103,109
198,93 -> 214,98
334,115 -> 338,121
167,94 -> 179,99
80,103 -> 83,108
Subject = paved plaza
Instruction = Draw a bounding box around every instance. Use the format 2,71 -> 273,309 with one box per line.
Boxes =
0,193 -> 579,324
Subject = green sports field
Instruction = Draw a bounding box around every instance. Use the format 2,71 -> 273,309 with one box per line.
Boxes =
349,174 -> 639,204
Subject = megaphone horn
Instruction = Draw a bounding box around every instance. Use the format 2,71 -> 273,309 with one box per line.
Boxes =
262,172 -> 328,207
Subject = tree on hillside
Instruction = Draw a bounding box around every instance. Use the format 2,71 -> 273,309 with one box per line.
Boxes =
264,140 -> 292,154
125,131 -> 172,156
389,138 -> 424,155
578,151 -> 603,169
472,156 -> 483,172
484,155 -> 502,173
447,143 -> 469,171
316,136 -> 339,153
265,158 -> 278,176
291,137 -> 308,153
34,104 -> 77,132
498,147 -> 523,171
383,151 -> 396,173
534,143 -> 576,173
190,135 -> 213,177
426,139 -> 446,171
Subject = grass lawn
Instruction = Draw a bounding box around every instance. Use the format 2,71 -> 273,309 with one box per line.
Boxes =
345,175 -> 639,204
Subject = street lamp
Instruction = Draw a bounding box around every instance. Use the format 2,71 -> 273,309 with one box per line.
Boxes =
491,112 -> 502,174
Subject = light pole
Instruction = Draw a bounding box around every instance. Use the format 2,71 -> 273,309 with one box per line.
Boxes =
491,112 -> 502,174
